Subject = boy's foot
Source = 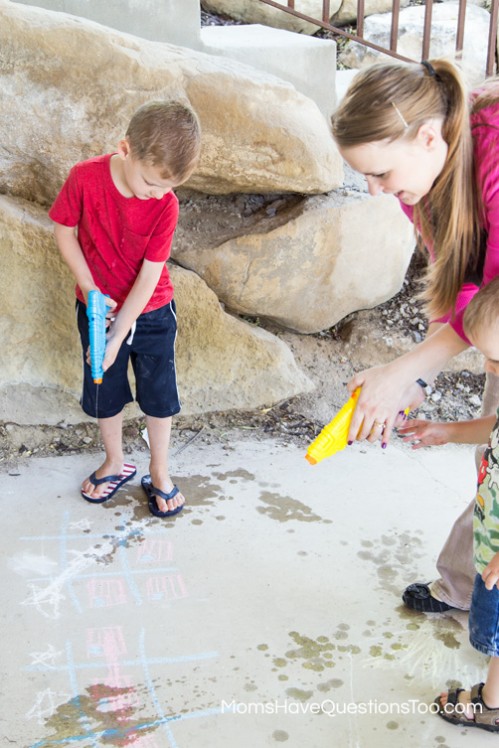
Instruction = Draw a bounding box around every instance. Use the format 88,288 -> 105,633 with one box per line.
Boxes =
81,462 -> 136,503
141,474 -> 185,517
435,683 -> 499,731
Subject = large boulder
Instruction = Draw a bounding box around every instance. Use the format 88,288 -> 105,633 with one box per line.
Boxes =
332,0 -> 410,26
201,0 -> 340,34
0,0 -> 342,204
201,0 -> 405,32
0,195 -> 313,423
172,265 -> 313,411
173,187 -> 415,333
339,2 -> 491,87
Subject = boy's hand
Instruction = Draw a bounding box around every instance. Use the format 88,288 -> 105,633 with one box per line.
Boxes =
482,553 -> 499,590
397,419 -> 451,449
84,333 -> 121,371
84,298 -> 118,370
101,320 -> 125,372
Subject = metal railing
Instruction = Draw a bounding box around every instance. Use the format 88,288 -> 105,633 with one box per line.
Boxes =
257,0 -> 499,77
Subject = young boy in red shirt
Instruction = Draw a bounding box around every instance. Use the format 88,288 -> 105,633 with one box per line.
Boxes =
50,101 -> 201,518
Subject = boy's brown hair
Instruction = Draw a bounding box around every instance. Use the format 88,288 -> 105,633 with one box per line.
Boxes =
463,277 -> 499,341
126,100 -> 201,183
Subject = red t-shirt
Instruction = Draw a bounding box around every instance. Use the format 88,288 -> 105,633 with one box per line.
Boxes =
49,154 -> 179,313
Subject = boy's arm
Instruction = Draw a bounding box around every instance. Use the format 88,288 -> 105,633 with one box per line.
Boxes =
103,259 -> 165,371
398,415 -> 496,449
54,223 -> 102,302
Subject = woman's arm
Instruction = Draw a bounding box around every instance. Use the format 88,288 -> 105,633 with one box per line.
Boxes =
347,323 -> 469,445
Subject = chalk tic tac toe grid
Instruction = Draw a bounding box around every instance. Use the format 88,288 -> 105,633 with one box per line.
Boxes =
21,509 -> 221,747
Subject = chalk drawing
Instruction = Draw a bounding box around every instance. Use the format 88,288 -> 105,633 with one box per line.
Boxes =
21,543 -> 116,619
29,644 -> 64,670
25,688 -> 71,725
137,539 -> 174,564
86,577 -> 128,608
9,552 -> 58,577
68,518 -> 93,532
145,574 -> 187,602
86,626 -> 127,660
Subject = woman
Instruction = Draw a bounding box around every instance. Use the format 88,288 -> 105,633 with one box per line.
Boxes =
331,59 -> 499,614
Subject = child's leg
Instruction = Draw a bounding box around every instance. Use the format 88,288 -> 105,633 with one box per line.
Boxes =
437,658 -> 499,720
81,412 -> 126,499
77,299 -> 135,499
146,415 -> 184,513
437,575 -> 499,726
483,657 -> 499,708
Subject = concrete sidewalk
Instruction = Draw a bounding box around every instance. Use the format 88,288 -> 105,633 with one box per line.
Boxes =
1,434 -> 492,747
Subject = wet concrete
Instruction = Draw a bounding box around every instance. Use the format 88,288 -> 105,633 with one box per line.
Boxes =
1,436 -> 493,747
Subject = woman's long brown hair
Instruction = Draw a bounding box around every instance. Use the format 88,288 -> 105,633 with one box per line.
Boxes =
331,59 -> 487,321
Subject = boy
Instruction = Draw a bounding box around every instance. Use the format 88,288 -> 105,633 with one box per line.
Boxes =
50,100 -> 201,518
398,275 -> 499,731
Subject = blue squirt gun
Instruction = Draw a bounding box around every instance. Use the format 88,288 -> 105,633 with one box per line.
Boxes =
86,290 -> 112,384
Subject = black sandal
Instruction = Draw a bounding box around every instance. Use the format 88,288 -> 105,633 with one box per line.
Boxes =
402,582 -> 456,613
435,682 -> 499,732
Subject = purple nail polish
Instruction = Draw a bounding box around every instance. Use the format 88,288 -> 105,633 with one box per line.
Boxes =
347,440 -> 353,446
381,442 -> 387,449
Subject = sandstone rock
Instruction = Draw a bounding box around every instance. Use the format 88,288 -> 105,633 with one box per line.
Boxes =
201,0 -> 341,34
0,0 -> 342,204
173,188 -> 415,333
202,0 -> 409,31
171,265 -> 314,412
332,0 -> 410,27
339,2 -> 491,87
0,195 -> 313,423
341,313 -> 485,375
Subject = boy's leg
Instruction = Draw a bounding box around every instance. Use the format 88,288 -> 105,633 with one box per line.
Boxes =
130,302 -> 183,514
404,370 -> 499,612
436,658 -> 499,720
437,576 -> 499,722
483,657 -> 499,709
77,300 -> 135,499
145,415 -> 184,513
82,413 -> 125,499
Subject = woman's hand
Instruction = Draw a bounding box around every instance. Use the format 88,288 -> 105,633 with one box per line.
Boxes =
347,363 -> 425,446
345,324 -> 468,447
397,419 -> 452,449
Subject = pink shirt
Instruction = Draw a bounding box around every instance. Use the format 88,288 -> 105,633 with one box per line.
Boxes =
49,154 -> 179,313
400,96 -> 499,342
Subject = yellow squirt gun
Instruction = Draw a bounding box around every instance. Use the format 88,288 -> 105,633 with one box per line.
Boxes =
306,389 -> 410,465
305,388 -> 361,465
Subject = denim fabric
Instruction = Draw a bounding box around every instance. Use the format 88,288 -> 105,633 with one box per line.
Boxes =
469,573 -> 499,657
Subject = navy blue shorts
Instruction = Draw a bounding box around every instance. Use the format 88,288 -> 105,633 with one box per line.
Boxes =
77,300 -> 181,419
469,573 -> 499,657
